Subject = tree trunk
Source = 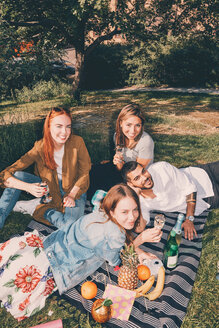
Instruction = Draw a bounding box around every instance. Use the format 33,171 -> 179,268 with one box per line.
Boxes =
71,49 -> 85,99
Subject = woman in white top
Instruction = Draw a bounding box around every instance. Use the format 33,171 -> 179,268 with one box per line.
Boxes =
88,103 -> 154,200
113,103 -> 154,170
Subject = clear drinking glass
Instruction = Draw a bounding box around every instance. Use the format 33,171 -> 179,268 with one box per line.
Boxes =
115,145 -> 123,163
154,214 -> 165,230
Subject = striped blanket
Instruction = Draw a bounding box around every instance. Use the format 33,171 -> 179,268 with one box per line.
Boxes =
26,206 -> 208,328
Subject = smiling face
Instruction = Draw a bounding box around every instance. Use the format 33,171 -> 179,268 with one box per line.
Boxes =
50,114 -> 72,148
120,115 -> 142,141
127,164 -> 154,190
110,196 -> 139,230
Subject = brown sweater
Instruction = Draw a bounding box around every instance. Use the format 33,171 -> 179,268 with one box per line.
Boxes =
0,134 -> 91,224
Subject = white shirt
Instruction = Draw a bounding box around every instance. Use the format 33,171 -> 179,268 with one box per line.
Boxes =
54,146 -> 64,181
140,161 -> 214,222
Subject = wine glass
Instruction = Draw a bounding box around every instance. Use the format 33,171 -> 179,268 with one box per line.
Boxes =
154,214 -> 165,230
115,145 -> 123,163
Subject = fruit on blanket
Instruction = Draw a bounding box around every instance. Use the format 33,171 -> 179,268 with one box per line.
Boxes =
135,275 -> 155,297
81,281 -> 97,299
145,266 -> 165,300
137,264 -> 151,281
118,244 -> 139,290
91,298 -> 113,323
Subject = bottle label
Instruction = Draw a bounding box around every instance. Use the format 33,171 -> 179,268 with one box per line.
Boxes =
167,255 -> 178,268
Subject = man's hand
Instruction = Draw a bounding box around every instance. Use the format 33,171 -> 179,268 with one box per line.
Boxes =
182,219 -> 197,240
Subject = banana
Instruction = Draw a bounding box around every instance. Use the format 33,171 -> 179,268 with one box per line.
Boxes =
135,275 -> 155,298
145,266 -> 165,301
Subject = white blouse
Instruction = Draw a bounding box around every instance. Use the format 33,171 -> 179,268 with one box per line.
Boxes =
54,146 -> 64,181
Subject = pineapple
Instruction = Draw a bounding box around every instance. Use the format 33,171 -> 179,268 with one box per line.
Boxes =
118,243 -> 139,290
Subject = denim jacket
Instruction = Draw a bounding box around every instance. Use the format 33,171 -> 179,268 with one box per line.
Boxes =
43,211 -> 126,294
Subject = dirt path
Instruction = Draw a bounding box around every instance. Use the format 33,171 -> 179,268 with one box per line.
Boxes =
111,86 -> 219,95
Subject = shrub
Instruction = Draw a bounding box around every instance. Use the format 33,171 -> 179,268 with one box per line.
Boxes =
15,80 -> 72,103
125,37 -> 218,87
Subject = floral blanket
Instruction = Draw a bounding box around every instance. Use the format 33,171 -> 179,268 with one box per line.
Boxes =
0,231 -> 57,321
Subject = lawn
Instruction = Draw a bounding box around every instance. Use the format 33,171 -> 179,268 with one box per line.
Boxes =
0,90 -> 218,328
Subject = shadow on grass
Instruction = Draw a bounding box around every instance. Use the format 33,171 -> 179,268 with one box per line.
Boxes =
83,91 -> 219,117
0,212 -> 32,243
0,103 -> 18,112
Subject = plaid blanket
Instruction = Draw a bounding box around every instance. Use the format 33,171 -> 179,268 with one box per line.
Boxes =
25,204 -> 209,328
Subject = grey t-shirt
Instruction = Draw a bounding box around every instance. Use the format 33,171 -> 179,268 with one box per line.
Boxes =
114,131 -> 154,167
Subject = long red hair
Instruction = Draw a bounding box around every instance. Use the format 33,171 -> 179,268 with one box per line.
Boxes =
43,107 -> 72,170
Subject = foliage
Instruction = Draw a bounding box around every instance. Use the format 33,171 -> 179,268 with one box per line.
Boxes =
1,0 -> 217,93
0,21 -> 63,98
15,80 -> 72,103
125,36 -> 218,87
83,44 -> 130,90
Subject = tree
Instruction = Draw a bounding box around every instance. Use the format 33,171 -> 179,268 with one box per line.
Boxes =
1,0 -> 217,94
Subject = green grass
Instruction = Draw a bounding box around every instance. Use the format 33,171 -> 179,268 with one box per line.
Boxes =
0,90 -> 218,327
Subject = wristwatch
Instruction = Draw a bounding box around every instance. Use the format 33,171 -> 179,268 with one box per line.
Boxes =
186,215 -> 195,222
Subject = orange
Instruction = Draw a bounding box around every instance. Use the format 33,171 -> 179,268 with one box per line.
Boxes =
81,281 -> 98,299
137,264 -> 151,281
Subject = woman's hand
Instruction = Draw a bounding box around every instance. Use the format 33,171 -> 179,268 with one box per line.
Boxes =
63,194 -> 76,207
138,251 -> 158,264
141,227 -> 162,243
135,247 -> 158,264
113,153 -> 124,166
26,183 -> 47,198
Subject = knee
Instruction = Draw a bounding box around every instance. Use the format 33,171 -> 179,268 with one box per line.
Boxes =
13,171 -> 25,179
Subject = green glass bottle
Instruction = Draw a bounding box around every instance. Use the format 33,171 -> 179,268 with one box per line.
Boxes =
163,230 -> 179,270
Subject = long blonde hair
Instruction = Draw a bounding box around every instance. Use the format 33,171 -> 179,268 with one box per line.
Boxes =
100,183 -> 141,243
115,103 -> 145,149
43,107 -> 72,170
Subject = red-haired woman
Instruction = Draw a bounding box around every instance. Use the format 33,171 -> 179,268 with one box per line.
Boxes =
0,107 -> 91,229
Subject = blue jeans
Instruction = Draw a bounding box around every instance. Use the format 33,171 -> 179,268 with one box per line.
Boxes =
44,192 -> 87,229
0,171 -> 41,229
0,171 -> 86,229
44,178 -> 86,229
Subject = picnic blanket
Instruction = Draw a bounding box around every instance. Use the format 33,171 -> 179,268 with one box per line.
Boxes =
25,205 -> 209,328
